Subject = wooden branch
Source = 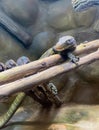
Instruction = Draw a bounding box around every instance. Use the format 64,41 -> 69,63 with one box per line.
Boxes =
75,39 -> 99,55
0,49 -> 99,98
0,39 -> 99,85
0,55 -> 63,85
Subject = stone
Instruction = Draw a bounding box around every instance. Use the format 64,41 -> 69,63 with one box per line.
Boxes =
74,7 -> 97,27
47,0 -> 97,30
76,61 -> 99,83
41,0 -> 59,2
0,27 -> 35,62
30,31 -> 56,58
58,28 -> 99,44
47,0 -> 76,30
0,0 -> 39,27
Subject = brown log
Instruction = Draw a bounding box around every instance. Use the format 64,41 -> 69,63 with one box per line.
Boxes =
0,49 -> 99,98
0,39 -> 99,85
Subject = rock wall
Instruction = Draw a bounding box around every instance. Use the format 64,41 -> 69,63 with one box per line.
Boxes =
0,0 -> 99,60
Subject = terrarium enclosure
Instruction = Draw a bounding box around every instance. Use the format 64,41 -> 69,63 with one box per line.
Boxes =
0,0 -> 99,130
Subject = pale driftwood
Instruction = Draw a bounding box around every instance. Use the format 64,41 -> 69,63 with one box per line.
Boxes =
0,11 -> 32,47
0,55 -> 63,85
75,39 -> 99,55
0,39 -> 99,86
0,49 -> 99,98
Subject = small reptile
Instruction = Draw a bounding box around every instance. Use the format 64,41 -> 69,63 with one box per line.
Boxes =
0,35 -> 78,128
72,0 -> 99,11
41,35 -> 78,64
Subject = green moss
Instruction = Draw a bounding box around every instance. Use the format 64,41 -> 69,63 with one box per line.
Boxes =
62,110 -> 88,124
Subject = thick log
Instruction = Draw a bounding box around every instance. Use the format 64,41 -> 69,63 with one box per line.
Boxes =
0,39 -> 99,85
0,10 -> 32,47
0,49 -> 99,98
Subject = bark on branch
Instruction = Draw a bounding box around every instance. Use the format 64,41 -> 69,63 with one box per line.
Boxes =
75,39 -> 99,55
0,55 -> 63,85
0,49 -> 99,98
0,39 -> 99,85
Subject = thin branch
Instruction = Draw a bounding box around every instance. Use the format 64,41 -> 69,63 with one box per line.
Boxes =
0,49 -> 99,98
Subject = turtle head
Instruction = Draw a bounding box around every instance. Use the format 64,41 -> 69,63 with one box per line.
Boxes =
53,35 -> 77,52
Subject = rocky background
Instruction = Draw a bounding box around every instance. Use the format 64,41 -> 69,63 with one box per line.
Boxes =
0,0 -> 99,61
0,0 -> 99,130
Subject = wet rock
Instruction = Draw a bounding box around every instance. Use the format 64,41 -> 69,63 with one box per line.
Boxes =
58,29 -> 99,44
41,0 -> 59,2
93,22 -> 99,33
30,31 -> 56,58
93,8 -> 99,32
93,20 -> 99,32
0,27 -> 35,62
1,104 -> 99,130
47,0 -> 97,30
0,0 -> 98,63
74,7 -> 97,27
76,61 -> 99,83
1,0 -> 39,27
47,0 -> 76,30
54,60 -> 99,104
